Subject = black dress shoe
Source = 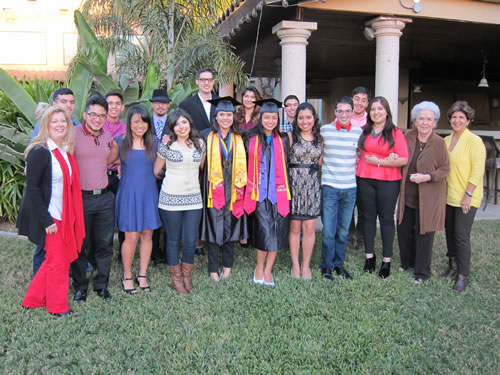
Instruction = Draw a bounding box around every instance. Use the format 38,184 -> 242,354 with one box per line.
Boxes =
51,310 -> 74,317
362,254 -> 376,273
334,266 -> 353,280
379,261 -> 391,278
321,268 -> 334,280
195,247 -> 205,256
94,288 -> 112,301
74,290 -> 87,302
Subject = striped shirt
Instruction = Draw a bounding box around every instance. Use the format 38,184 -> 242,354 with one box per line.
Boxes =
320,122 -> 362,189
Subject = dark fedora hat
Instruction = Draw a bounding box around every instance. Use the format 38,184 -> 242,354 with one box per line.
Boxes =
150,88 -> 171,103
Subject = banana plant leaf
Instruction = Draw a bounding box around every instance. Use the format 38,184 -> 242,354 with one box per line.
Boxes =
68,62 -> 93,122
0,143 -> 24,166
74,10 -> 107,72
0,124 -> 29,147
0,68 -> 37,125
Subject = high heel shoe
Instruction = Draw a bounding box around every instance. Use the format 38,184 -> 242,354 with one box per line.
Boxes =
121,277 -> 138,294
363,254 -> 376,273
379,261 -> 391,278
135,274 -> 152,292
263,274 -> 275,287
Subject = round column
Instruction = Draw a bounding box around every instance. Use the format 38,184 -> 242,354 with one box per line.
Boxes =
272,21 -> 317,102
366,17 -> 411,122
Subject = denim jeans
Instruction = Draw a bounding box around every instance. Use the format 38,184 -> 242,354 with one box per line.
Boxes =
320,185 -> 357,270
159,208 -> 202,266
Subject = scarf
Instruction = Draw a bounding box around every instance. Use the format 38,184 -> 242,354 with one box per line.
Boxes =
244,133 -> 291,217
206,131 -> 247,218
51,149 -> 85,264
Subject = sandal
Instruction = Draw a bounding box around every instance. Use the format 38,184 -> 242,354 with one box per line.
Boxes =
135,274 -> 152,292
121,277 -> 138,295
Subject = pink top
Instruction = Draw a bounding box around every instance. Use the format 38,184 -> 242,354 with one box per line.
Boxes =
103,118 -> 126,170
73,125 -> 112,190
103,118 -> 126,138
356,127 -> 408,181
351,112 -> 367,128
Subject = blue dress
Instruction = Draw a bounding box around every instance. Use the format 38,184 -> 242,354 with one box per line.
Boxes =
115,137 -> 161,232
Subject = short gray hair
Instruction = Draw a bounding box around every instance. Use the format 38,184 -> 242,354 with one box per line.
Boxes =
411,101 -> 441,123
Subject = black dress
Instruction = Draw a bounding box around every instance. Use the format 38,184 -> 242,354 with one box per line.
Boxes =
201,133 -> 248,245
246,134 -> 290,252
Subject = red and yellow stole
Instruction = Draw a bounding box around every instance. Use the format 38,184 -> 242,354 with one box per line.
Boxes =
244,133 -> 291,217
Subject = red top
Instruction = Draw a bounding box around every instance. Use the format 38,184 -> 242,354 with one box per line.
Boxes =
357,127 -> 408,181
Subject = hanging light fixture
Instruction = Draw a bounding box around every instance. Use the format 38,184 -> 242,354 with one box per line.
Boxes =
478,52 -> 489,88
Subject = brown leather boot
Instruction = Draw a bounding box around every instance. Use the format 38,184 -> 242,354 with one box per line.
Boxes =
453,274 -> 468,292
441,257 -> 457,279
169,265 -> 188,294
181,263 -> 194,293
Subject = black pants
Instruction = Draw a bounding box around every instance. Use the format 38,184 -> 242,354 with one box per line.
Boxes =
207,242 -> 235,273
358,178 -> 400,258
151,180 -> 166,262
71,191 -> 115,291
445,204 -> 477,276
397,206 -> 435,280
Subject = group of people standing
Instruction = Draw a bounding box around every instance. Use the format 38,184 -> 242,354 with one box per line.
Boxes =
18,68 -> 486,317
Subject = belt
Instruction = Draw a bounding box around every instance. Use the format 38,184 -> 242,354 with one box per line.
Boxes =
107,170 -> 119,176
289,163 -> 319,171
82,187 -> 109,195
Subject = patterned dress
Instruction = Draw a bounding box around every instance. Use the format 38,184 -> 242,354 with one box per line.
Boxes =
289,136 -> 322,220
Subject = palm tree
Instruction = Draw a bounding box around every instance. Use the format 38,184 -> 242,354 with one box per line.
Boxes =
79,0 -> 248,89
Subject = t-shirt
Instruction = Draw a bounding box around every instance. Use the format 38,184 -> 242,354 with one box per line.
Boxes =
356,127 -> 409,181
157,139 -> 206,211
320,123 -> 362,189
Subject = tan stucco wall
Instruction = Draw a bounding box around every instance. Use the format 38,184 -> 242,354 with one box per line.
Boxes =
302,0 -> 500,25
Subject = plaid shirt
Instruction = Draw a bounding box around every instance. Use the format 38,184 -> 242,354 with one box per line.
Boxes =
280,118 -> 293,133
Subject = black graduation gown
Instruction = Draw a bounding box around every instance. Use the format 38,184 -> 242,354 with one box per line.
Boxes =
201,133 -> 248,245
246,134 -> 290,252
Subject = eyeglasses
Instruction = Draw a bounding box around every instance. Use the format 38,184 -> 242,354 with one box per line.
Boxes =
86,112 -> 107,120
198,78 -> 214,83
335,110 -> 352,115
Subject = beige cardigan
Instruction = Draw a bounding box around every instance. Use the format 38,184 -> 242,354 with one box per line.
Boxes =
398,129 -> 450,234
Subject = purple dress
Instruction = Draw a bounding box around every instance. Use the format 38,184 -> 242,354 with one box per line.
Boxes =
115,137 -> 161,232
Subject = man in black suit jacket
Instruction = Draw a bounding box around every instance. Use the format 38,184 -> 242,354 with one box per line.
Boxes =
179,68 -> 218,132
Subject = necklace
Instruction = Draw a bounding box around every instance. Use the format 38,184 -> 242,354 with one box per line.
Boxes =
371,128 -> 383,138
417,140 -> 426,152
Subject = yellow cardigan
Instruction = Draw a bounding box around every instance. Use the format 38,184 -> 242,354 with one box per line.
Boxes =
444,129 -> 486,208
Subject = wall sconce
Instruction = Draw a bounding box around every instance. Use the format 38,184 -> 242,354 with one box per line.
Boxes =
478,52 -> 489,88
400,0 -> 422,13
363,26 -> 375,41
413,85 -> 422,94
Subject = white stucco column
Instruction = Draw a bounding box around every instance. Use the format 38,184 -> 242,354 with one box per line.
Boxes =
366,16 -> 411,122
272,21 -> 317,103
219,82 -> 234,97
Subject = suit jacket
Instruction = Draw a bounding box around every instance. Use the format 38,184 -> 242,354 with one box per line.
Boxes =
179,93 -> 218,132
17,145 -> 55,247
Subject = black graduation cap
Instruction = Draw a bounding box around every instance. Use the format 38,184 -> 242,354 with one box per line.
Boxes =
253,98 -> 282,113
208,96 -> 241,112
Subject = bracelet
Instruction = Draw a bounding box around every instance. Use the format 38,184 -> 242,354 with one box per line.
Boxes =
465,191 -> 472,197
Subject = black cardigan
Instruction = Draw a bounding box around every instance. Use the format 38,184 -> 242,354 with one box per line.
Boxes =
16,145 -> 54,247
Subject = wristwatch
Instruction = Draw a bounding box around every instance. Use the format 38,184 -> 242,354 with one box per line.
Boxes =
465,191 -> 472,197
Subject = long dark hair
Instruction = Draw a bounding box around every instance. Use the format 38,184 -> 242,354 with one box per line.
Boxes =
167,108 -> 203,153
359,96 -> 396,151
211,110 -> 240,135
247,111 -> 284,145
292,102 -> 322,147
235,86 -> 262,125
120,104 -> 155,160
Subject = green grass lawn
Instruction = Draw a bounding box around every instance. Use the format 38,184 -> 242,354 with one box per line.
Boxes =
1,220 -> 499,374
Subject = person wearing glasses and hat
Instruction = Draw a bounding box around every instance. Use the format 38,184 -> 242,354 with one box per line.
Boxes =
244,98 -> 291,287
201,97 -> 248,282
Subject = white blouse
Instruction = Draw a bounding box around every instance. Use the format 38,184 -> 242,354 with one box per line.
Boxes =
47,138 -> 72,221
